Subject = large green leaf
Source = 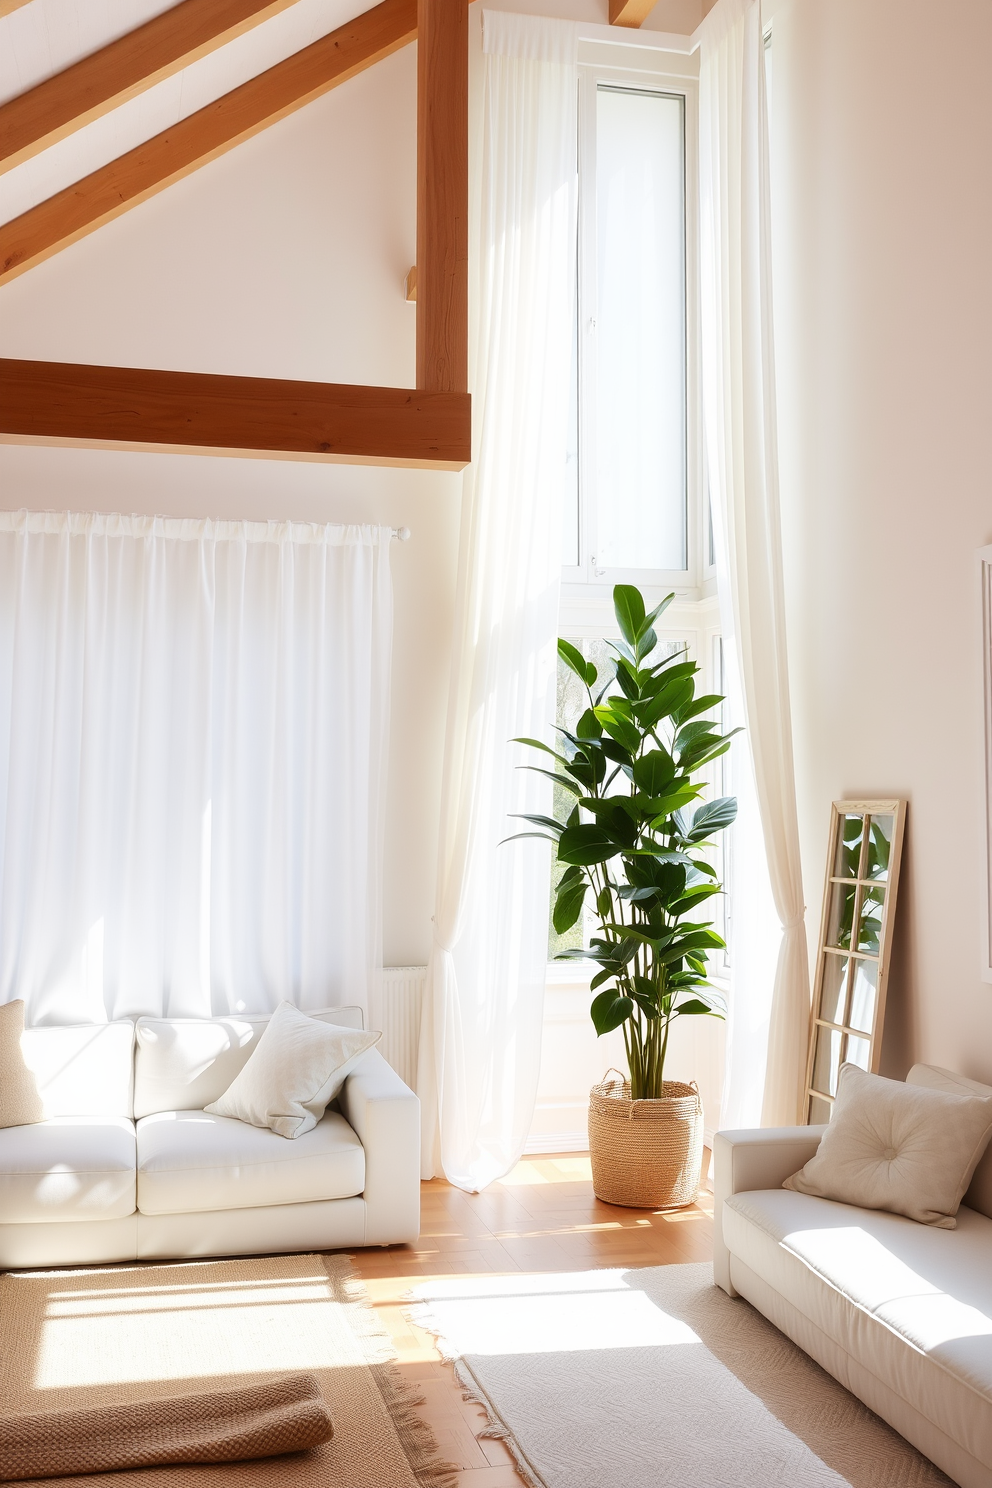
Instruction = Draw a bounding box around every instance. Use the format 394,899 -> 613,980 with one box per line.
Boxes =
632,749 -> 676,797
557,823 -> 621,866
553,878 -> 587,934
594,704 -> 641,755
613,585 -> 645,646
591,989 -> 634,1035
686,796 -> 738,842
509,813 -> 565,837
575,707 -> 603,740
558,638 -> 595,687
512,736 -> 571,764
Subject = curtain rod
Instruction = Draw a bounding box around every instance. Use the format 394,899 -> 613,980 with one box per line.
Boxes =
391,527 -> 411,541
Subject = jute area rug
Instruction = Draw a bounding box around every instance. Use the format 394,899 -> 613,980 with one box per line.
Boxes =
411,1260 -> 953,1488
0,1253 -> 453,1488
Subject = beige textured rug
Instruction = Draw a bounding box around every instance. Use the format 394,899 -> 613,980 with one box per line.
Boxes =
411,1261 -> 953,1488
0,1253 -> 453,1488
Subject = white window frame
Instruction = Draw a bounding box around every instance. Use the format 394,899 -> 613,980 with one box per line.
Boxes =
562,48 -> 708,608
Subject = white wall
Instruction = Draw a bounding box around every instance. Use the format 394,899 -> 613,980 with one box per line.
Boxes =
0,45 -> 461,968
771,0 -> 992,1080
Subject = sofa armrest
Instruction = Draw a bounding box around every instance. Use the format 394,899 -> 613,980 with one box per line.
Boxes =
712,1125 -> 825,1296
338,1049 -> 420,1246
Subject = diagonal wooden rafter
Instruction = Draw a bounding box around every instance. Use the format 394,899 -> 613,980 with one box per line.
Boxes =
0,0 -> 305,175
0,0 -> 417,286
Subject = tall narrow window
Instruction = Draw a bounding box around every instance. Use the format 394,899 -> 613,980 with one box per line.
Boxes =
595,87 -> 686,572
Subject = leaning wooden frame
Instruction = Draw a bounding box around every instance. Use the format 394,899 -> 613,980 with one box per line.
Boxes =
803,798 -> 907,1124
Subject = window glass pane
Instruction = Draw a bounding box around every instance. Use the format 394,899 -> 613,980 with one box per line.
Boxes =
563,271 -> 580,566
595,87 -> 686,571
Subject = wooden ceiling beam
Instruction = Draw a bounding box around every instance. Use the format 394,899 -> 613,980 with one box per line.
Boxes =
416,0 -> 467,394
0,0 -> 304,175
0,359 -> 471,467
608,0 -> 656,27
0,0 -> 417,285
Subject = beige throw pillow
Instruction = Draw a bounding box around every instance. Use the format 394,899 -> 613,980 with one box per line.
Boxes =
784,1063 -> 992,1227
205,1002 -> 380,1139
0,1000 -> 43,1129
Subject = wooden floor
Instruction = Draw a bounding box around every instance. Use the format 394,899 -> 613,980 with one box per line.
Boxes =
349,1152 -> 714,1486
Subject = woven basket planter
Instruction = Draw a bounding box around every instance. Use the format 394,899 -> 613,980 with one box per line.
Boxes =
588,1072 -> 704,1210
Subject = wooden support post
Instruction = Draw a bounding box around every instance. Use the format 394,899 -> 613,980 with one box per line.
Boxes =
416,0 -> 468,394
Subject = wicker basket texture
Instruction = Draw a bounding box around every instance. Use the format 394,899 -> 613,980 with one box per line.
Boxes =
588,1072 -> 704,1210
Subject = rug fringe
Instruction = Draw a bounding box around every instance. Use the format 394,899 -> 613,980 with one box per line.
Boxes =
405,1295 -> 548,1488
321,1256 -> 460,1488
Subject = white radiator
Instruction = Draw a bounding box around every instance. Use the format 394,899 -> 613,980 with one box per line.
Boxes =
377,965 -> 426,1091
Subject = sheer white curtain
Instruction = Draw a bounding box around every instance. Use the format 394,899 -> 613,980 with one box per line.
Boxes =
699,0 -> 809,1128
417,10 -> 578,1192
0,512 -> 391,1027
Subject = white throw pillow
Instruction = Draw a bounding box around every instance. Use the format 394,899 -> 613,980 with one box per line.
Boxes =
783,1063 -> 992,1228
205,1002 -> 380,1139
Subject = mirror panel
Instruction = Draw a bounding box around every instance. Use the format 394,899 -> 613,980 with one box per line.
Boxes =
812,1025 -> 843,1098
865,814 -> 894,880
848,959 -> 878,1034
844,1035 -> 871,1072
826,883 -> 857,951
833,814 -> 864,879
808,1095 -> 832,1124
819,956 -> 850,1026
857,887 -> 885,954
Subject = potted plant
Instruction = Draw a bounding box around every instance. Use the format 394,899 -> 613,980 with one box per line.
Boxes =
510,584 -> 738,1209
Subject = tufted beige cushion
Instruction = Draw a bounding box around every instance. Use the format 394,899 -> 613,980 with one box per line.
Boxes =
0,1001 -> 43,1129
784,1063 -> 992,1228
205,1001 -> 380,1139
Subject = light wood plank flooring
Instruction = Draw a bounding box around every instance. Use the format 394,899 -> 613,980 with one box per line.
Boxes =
348,1152 -> 714,1487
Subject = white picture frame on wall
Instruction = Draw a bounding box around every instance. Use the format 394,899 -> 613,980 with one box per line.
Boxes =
979,544 -> 992,982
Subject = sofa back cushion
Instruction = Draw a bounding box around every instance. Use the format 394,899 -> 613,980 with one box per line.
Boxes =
132,1006 -> 366,1118
20,1023 -> 135,1118
907,1064 -> 992,1220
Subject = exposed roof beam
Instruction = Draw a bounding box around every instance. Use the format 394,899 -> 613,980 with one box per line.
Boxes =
0,0 -> 303,175
608,0 -> 655,27
0,0 -> 417,285
0,359 -> 472,468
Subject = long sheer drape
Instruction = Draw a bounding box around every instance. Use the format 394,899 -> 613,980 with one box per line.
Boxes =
699,0 -> 809,1128
417,10 -> 578,1191
0,512 -> 391,1027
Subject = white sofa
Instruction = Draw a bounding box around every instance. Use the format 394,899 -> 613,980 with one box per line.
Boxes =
0,1006 -> 420,1269
714,1063 -> 992,1488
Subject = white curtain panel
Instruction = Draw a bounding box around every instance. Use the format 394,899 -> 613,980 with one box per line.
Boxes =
699,0 -> 810,1127
417,10 -> 578,1191
0,512 -> 391,1027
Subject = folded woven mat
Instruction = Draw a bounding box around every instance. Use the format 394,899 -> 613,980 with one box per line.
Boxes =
0,1373 -> 333,1482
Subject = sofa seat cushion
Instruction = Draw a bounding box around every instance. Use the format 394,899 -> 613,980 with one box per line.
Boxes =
135,1110 -> 365,1216
0,1116 -> 136,1222
724,1188 -> 992,1466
